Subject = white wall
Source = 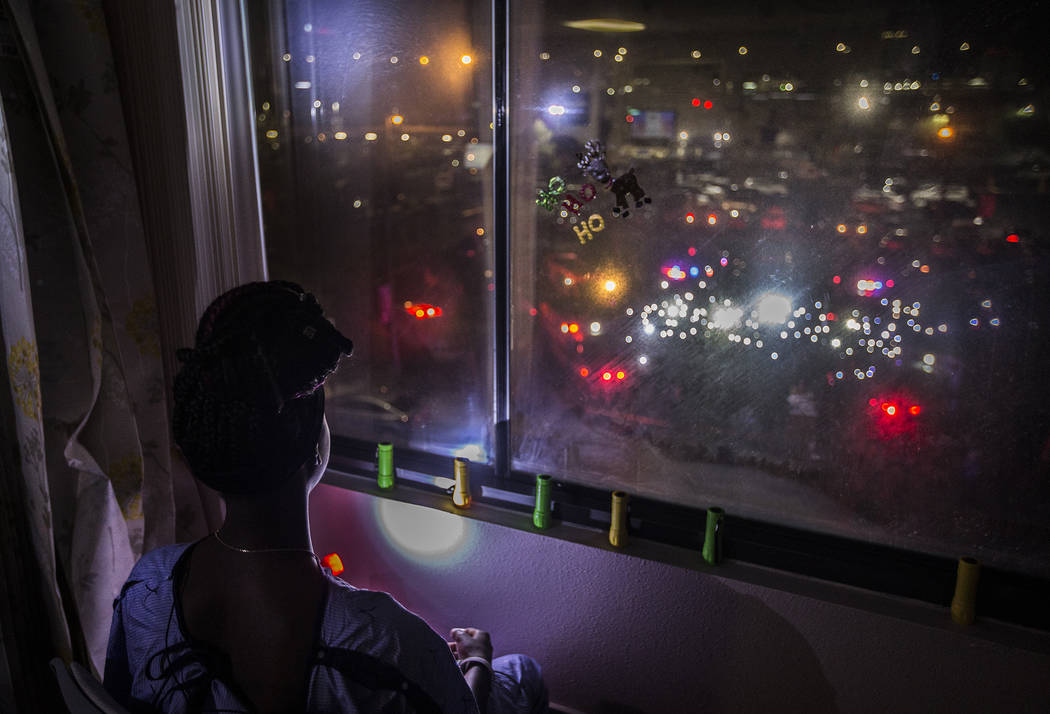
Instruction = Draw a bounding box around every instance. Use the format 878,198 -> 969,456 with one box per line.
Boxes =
310,484 -> 1050,713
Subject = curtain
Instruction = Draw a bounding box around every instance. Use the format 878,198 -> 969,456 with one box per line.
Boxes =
0,0 -> 186,698
1,0 -> 265,703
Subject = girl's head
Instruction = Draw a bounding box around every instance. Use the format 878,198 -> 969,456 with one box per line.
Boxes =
173,281 -> 353,495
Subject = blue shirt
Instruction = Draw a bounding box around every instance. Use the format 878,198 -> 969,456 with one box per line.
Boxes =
104,543 -> 479,713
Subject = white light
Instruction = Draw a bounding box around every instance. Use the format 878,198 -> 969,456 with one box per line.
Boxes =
590,321 -> 601,334
572,85 -> 581,93
604,280 -> 617,292
639,355 -> 648,365
547,105 -> 566,116
858,96 -> 870,110
710,306 -> 744,330
376,499 -> 471,563
923,353 -> 936,365
755,294 -> 792,324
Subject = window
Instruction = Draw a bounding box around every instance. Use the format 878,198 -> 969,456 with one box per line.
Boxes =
248,1 -> 1050,581
245,0 -> 495,461
508,2 -> 1050,576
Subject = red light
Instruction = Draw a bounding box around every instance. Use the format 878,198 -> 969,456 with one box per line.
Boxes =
322,553 -> 344,576
406,303 -> 441,319
703,100 -> 713,109
602,371 -> 612,381
908,405 -> 921,415
832,275 -> 841,284
691,98 -> 701,107
869,398 -> 878,407
616,370 -> 625,380
560,322 -> 569,332
688,247 -> 697,256
685,212 -> 695,223
1007,234 -> 1020,243
529,307 -> 538,316
826,312 -> 835,321
625,115 -> 634,123
579,367 -> 590,377
707,213 -> 717,225
569,323 -> 579,334
886,279 -> 894,288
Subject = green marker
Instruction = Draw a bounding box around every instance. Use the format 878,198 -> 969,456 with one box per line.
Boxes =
533,474 -> 552,529
377,442 -> 394,489
702,507 -> 725,565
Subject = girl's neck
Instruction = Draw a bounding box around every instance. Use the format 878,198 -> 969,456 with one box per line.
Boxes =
217,482 -> 314,552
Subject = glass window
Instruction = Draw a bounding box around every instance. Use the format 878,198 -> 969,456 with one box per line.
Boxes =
245,0 -> 494,461
510,3 -> 1050,573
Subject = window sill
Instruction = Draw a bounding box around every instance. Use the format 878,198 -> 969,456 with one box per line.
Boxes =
321,454 -> 1050,657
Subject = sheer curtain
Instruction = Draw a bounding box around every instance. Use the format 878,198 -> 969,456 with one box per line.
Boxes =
0,0 -> 264,706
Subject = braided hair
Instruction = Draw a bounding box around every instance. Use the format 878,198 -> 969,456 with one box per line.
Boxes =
172,281 -> 353,494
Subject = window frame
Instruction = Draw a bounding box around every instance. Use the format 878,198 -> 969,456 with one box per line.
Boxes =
236,0 -> 1050,634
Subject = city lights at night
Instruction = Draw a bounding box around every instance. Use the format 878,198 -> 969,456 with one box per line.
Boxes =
250,0 -> 1050,578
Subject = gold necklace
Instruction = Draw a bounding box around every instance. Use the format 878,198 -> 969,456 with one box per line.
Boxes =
212,529 -> 322,569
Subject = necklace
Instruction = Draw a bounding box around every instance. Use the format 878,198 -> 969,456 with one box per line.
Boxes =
212,529 -> 322,569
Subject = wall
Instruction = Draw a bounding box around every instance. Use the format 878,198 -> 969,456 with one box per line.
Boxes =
310,484 -> 1050,714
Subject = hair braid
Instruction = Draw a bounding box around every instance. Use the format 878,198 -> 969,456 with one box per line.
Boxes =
173,281 -> 352,494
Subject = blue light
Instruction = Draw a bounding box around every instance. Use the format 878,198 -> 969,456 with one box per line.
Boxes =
689,266 -> 700,277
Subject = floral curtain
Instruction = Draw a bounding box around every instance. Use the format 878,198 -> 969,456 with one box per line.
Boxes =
0,0 -> 192,694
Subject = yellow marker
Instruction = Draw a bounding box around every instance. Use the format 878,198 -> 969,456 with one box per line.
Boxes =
452,457 -> 471,508
609,491 -> 628,547
950,557 -> 980,625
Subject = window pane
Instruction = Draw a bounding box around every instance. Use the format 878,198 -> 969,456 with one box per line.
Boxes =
246,0 -> 494,461
510,2 -> 1050,574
